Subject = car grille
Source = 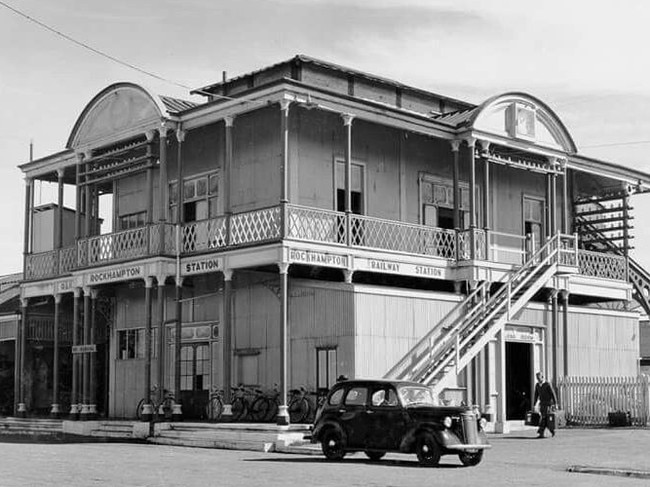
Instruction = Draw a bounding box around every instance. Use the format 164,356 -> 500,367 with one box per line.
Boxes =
460,411 -> 479,444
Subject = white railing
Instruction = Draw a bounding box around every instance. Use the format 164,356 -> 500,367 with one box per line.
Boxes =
578,249 -> 626,280
558,375 -> 650,426
349,213 -> 457,259
488,231 -> 528,265
286,205 -> 345,244
181,216 -> 228,253
230,206 -> 282,245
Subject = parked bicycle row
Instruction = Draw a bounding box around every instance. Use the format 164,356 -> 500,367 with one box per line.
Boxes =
137,384 -> 328,423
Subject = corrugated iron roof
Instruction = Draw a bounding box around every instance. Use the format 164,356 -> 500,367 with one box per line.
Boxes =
432,107 -> 478,127
160,95 -> 200,114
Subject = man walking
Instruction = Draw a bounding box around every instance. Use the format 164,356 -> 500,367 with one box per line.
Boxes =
533,372 -> 557,438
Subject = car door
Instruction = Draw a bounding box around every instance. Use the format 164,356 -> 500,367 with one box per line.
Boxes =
337,385 -> 370,449
366,385 -> 408,451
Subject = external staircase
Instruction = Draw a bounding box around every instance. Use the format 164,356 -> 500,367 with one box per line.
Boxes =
384,233 -> 578,396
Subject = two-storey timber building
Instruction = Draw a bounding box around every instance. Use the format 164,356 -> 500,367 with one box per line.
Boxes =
15,55 -> 650,431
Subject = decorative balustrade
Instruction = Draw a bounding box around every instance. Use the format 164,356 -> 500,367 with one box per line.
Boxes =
578,249 -> 626,280
348,213 -> 457,259
21,204 -> 630,284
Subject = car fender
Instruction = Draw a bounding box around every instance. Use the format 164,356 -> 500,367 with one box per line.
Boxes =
313,419 -> 346,443
400,423 -> 444,452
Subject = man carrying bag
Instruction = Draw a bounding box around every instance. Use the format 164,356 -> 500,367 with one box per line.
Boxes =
533,372 -> 557,438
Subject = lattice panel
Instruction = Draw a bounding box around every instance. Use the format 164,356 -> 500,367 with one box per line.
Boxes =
59,246 -> 77,273
181,217 -> 227,253
287,206 -> 344,244
230,207 -> 281,245
87,227 -> 148,264
349,214 -> 456,259
25,251 -> 58,279
578,250 -> 626,280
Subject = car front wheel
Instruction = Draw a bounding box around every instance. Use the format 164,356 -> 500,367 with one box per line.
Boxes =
459,450 -> 483,467
416,432 -> 441,467
364,450 -> 386,461
321,428 -> 346,461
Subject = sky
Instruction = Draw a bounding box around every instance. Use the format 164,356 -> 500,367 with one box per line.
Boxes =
2,0 -> 650,273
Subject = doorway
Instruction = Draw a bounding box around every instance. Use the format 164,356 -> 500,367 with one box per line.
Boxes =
505,342 -> 532,420
180,342 -> 210,420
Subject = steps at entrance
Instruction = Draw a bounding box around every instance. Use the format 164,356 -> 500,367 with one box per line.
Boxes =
88,421 -> 137,439
149,422 -> 311,452
0,418 -> 63,436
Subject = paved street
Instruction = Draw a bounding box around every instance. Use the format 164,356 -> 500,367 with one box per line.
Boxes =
0,428 -> 649,487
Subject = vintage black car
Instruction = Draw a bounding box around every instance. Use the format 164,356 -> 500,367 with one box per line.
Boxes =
311,379 -> 490,466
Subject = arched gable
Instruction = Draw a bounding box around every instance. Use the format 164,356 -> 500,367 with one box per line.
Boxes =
466,93 -> 577,154
67,83 -> 168,149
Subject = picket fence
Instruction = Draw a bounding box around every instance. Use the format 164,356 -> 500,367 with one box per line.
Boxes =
558,375 -> 650,427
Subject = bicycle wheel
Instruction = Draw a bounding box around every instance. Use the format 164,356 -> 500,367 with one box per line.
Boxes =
231,397 -> 247,421
136,398 -> 146,421
206,396 -> 223,421
160,397 -> 174,420
289,397 -> 310,423
249,397 -> 271,422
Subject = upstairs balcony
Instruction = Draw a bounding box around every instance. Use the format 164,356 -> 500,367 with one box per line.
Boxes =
24,204 -> 627,285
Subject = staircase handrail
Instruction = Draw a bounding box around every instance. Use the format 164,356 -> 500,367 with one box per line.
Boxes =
414,233 -> 567,383
384,280 -> 490,380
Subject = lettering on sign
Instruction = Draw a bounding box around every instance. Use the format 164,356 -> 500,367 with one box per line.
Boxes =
72,344 -> 97,354
368,259 -> 400,272
57,280 -> 75,293
182,258 -> 221,276
289,249 -> 348,268
89,266 -> 143,284
504,326 -> 539,342
414,265 -> 443,277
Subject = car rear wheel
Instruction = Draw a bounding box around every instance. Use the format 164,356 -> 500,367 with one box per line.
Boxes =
416,432 -> 441,467
364,450 -> 386,461
459,450 -> 483,467
321,428 -> 346,461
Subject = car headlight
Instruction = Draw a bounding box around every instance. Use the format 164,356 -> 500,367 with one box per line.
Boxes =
443,416 -> 453,428
479,417 -> 487,430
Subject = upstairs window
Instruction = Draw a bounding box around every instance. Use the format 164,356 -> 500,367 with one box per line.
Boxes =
335,161 -> 365,215
170,171 -> 219,223
419,175 -> 478,230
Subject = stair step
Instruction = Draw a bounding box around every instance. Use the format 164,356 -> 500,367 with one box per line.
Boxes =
150,436 -> 274,452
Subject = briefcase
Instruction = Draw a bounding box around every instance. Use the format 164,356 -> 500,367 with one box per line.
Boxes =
547,412 -> 556,430
525,411 -> 540,426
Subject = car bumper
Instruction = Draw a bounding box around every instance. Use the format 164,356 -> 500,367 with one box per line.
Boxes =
444,443 -> 492,451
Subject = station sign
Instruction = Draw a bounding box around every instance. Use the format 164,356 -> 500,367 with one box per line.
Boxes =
288,249 -> 349,268
72,344 -> 97,354
181,256 -> 222,276
355,257 -> 446,279
87,265 -> 144,285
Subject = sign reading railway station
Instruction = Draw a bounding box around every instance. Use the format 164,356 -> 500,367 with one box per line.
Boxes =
355,257 -> 446,279
181,256 -> 222,276
72,344 -> 97,354
88,265 -> 144,285
288,249 -> 349,268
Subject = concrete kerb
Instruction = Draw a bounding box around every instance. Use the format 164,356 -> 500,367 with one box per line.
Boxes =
567,465 -> 650,480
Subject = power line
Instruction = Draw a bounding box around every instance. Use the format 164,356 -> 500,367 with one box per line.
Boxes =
580,140 -> 650,149
0,1 -> 262,104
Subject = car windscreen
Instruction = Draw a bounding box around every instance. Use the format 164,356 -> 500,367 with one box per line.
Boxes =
398,386 -> 435,406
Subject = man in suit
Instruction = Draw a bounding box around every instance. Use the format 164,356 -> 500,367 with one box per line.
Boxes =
533,372 -> 557,438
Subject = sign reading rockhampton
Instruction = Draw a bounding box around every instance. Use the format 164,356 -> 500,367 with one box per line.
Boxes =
88,265 -> 144,284
289,249 -> 349,268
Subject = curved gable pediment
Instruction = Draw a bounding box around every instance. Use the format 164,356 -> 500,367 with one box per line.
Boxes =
469,93 -> 576,154
67,83 -> 165,149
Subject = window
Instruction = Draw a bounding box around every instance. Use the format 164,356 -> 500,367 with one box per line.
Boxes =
117,328 -> 158,360
328,388 -> 345,406
335,162 -> 364,214
170,171 -> 219,223
371,388 -> 399,407
118,211 -> 146,231
419,175 -> 478,229
236,351 -> 259,386
523,197 -> 544,251
317,347 -> 337,391
344,387 -> 368,406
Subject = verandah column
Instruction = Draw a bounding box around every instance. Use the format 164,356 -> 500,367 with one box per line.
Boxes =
142,277 -> 154,421
50,293 -> 62,417
494,329 -> 508,433
145,131 -> 155,225
479,140 -> 491,259
172,276 -> 183,422
156,275 -> 168,409
89,289 -> 98,418
70,287 -> 81,419
81,287 -> 91,419
16,297 -> 28,417
466,137 -> 477,260
277,262 -> 290,425
221,269 -> 233,421
158,123 -> 169,253
56,169 -> 65,251
560,290 -> 570,377
342,114 -> 354,245
450,140 -> 461,261
224,116 -> 234,245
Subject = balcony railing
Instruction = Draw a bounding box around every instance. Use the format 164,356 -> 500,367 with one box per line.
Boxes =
22,203 -> 626,284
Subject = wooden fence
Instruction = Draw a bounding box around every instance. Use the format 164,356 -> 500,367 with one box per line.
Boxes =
558,375 -> 650,427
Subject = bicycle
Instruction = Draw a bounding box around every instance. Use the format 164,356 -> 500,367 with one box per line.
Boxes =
231,384 -> 260,422
205,387 -> 224,421
136,385 -> 175,421
288,386 -> 311,423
